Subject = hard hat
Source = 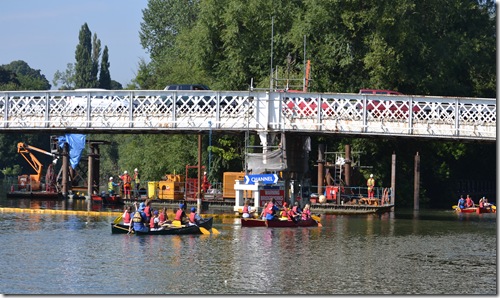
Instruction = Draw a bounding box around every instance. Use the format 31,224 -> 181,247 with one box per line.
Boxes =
179,203 -> 185,209
191,207 -> 196,212
124,170 -> 128,174
134,168 -> 138,172
370,174 -> 373,178
154,210 -> 159,215
109,177 -> 113,180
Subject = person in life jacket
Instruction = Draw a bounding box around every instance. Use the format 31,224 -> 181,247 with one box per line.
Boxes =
289,201 -> 302,222
108,177 -> 119,196
159,207 -> 171,225
457,196 -> 465,209
301,204 -> 311,220
143,199 -> 152,223
173,203 -> 188,226
120,171 -> 132,199
242,200 -> 255,218
133,168 -> 141,198
122,205 -> 132,226
188,207 -> 203,226
260,202 -> 269,220
129,202 -> 148,233
280,202 -> 291,220
265,198 -> 280,220
149,210 -> 162,231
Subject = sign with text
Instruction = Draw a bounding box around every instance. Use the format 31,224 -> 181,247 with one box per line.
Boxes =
259,188 -> 285,207
244,174 -> 279,185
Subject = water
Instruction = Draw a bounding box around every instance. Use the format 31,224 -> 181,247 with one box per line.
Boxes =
0,205 -> 496,295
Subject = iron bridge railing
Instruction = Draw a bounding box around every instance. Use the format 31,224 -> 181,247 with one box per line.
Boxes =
0,90 -> 495,141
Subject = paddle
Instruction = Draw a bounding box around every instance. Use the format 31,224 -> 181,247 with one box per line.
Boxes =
451,205 -> 458,210
199,227 -> 211,235
311,214 -> 321,222
113,224 -> 133,233
113,214 -> 123,224
211,227 -> 220,234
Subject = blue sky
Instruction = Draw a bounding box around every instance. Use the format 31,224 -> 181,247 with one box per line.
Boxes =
0,0 -> 150,89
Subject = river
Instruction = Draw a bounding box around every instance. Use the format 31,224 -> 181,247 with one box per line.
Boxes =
0,194 -> 496,295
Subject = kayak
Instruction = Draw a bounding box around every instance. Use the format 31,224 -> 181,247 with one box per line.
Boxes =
240,217 -> 319,228
111,217 -> 213,235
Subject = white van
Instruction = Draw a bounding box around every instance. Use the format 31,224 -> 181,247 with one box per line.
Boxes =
68,88 -> 130,112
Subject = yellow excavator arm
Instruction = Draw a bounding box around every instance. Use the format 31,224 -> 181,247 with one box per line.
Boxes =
17,142 -> 55,187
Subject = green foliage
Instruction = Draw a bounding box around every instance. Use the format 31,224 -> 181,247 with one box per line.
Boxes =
99,46 -> 111,89
74,23 -> 95,88
53,63 -> 76,90
1,61 -> 51,90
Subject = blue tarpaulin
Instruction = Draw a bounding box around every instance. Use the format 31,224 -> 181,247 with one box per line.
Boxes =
58,134 -> 86,169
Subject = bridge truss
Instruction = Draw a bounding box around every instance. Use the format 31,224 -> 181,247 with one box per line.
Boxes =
0,90 -> 495,141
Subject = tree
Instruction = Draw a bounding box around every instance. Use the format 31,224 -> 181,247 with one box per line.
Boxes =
1,60 -> 51,90
99,46 -> 111,89
0,66 -> 20,90
74,23 -> 96,88
53,63 -> 76,90
91,33 -> 101,88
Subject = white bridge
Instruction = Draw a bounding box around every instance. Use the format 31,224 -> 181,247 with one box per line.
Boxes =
0,90 -> 495,141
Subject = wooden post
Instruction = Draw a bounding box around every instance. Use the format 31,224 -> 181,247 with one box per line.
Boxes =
391,152 -> 396,205
344,144 -> 351,186
61,142 -> 69,199
87,143 -> 94,199
197,134 -> 202,212
414,152 -> 420,211
317,144 -> 325,197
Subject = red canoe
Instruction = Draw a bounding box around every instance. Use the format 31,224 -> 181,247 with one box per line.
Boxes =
240,217 -> 319,228
456,207 -> 496,214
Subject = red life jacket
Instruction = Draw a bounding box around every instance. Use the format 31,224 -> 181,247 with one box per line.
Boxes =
292,206 -> 299,214
159,212 -> 166,222
149,216 -> 155,228
242,205 -> 249,213
189,212 -> 196,223
174,209 -> 184,221
144,206 -> 151,217
123,211 -> 131,224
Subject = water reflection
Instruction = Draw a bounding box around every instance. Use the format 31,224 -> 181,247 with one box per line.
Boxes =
0,197 -> 496,294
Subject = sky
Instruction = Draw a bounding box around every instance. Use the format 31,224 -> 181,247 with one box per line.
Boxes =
0,0 -> 150,89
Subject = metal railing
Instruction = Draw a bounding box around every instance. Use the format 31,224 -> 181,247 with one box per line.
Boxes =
0,90 -> 495,141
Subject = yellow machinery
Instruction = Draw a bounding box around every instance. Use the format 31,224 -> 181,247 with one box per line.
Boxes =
17,142 -> 56,191
158,174 -> 185,200
223,172 -> 252,199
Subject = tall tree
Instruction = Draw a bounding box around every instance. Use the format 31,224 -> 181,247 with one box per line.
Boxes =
99,46 -> 111,89
74,23 -> 95,88
91,33 -> 101,88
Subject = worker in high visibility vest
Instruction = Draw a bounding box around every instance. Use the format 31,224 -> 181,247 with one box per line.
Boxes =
367,174 -> 375,199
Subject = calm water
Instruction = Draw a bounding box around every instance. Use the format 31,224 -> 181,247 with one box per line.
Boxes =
0,198 -> 496,295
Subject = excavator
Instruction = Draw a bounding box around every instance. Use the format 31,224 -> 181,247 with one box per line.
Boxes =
17,142 -> 58,192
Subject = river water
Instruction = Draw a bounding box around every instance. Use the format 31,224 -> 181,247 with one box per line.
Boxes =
0,196 -> 496,295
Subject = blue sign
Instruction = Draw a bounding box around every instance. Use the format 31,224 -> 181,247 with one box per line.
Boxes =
244,174 -> 279,185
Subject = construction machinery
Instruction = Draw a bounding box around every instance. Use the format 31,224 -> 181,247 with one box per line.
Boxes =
17,142 -> 58,192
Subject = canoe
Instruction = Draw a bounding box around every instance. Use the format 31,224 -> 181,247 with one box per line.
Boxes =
241,218 -> 266,227
240,217 -> 319,228
455,206 -> 496,214
111,217 -> 213,235
265,217 -> 319,228
92,194 -> 124,205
